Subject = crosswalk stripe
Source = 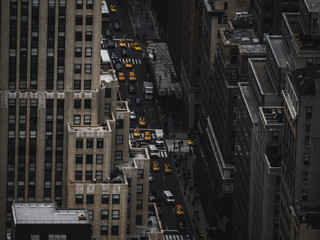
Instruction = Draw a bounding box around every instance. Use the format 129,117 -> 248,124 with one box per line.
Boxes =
138,59 -> 141,64
114,43 -> 118,47
127,43 -> 130,47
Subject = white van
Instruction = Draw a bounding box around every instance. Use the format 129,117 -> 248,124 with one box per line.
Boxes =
163,190 -> 175,204
155,129 -> 164,146
148,144 -> 160,158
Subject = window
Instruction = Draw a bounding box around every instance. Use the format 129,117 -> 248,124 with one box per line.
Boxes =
86,154 -> 93,164
111,226 -> 119,235
75,171 -> 82,180
85,171 -> 92,180
48,235 -> 66,240
74,64 -> 81,74
88,210 -> 94,220
101,210 -> 109,220
112,194 -> 120,204
76,15 -> 83,25
105,88 -> 111,98
137,184 -> 143,194
85,47 -> 92,57
84,64 -> 92,74
102,194 -> 109,204
105,104 -> 111,115
272,131 -> 279,141
116,135 -> 123,144
115,151 -> 123,161
74,80 -> 81,90
75,31 -> 82,41
96,170 -> 103,181
136,215 -> 142,225
84,99 -> 91,109
86,138 -> 93,148
74,115 -> 81,125
86,15 -> 93,25
76,194 -> 83,204
112,210 -> 119,219
87,194 -> 94,204
84,80 -> 91,90
76,154 -> 83,164
303,171 -> 309,183
305,124 -> 311,133
76,138 -> 83,148
97,138 -> 104,148
306,58 -> 313,66
96,154 -> 103,164
84,115 -> 91,125
116,119 -> 124,129
304,136 -> 310,147
137,169 -> 144,179
74,99 -> 81,109
136,200 -> 142,209
223,16 -> 228,24
86,0 -> 93,9
85,31 -> 92,41
224,2 -> 228,9
306,106 -> 312,119
75,47 -> 82,57
101,226 -> 108,235
76,0 -> 83,9
302,190 -> 308,200
30,235 -> 40,240
304,153 -> 310,165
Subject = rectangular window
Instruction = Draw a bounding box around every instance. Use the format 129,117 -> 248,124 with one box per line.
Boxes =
88,210 -> 94,220
85,171 -> 92,180
86,0 -> 93,9
96,170 -> 103,181
303,171 -> 309,183
76,15 -> 83,25
105,88 -> 111,98
136,200 -> 142,209
116,119 -> 124,129
74,115 -> 81,125
116,135 -> 123,144
306,106 -> 312,119
86,138 -> 93,148
85,47 -> 92,57
101,210 -> 109,220
137,169 -> 144,179
75,171 -> 82,180
96,154 -> 103,164
76,154 -> 83,164
74,99 -> 81,109
304,153 -> 310,165
305,124 -> 311,133
76,0 -> 83,9
137,184 -> 143,194
115,151 -> 123,161
75,31 -> 82,41
83,99 -> 91,109
105,103 -> 111,115
75,47 -> 82,57
74,80 -> 81,90
97,138 -> 104,148
304,136 -> 310,147
84,115 -> 91,125
112,194 -> 120,204
74,64 -> 81,74
84,64 -> 92,74
84,80 -> 91,90
101,226 -> 108,235
86,154 -> 93,164
112,210 -> 119,219
86,15 -> 93,25
76,194 -> 83,204
85,31 -> 92,41
87,194 -> 94,204
111,226 -> 119,235
102,194 -> 109,204
224,2 -> 228,9
76,138 -> 83,148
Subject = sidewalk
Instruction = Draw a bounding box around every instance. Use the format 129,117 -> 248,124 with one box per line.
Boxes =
166,139 -> 208,239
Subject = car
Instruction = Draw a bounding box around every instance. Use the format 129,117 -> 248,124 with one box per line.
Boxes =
113,20 -> 121,31
177,216 -> 188,232
119,39 -> 126,48
121,48 -> 129,57
125,97 -> 132,106
133,141 -> 142,148
163,190 -> 175,204
175,204 -> 184,215
144,131 -> 152,142
117,71 -> 125,81
133,128 -> 141,138
130,42 -> 142,51
188,139 -> 197,146
105,28 -> 112,38
128,85 -> 136,94
149,173 -> 154,182
152,161 -> 160,172
125,59 -> 132,68
138,117 -> 146,127
148,144 -> 160,158
128,72 -> 136,82
164,163 -> 172,174
135,96 -> 143,105
155,137 -> 164,146
106,38 -> 115,48
110,51 -> 118,60
115,61 -> 122,72
110,4 -> 117,13
130,110 -> 136,120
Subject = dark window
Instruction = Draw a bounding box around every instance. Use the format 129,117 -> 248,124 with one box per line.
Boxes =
76,194 -> 83,204
84,64 -> 92,74
116,135 -> 123,144
304,153 -> 310,165
75,47 -> 82,57
105,88 -> 111,98
87,194 -> 94,204
306,107 -> 312,119
85,31 -> 92,41
96,154 -> 103,164
102,194 -> 109,204
116,119 -> 124,129
86,154 -> 93,164
112,194 -> 120,204
97,138 -> 104,148
76,154 -> 83,164
74,115 -> 81,125
74,99 -> 81,109
75,171 -> 82,180
112,210 -> 119,220
86,15 -> 93,25
85,171 -> 92,180
74,64 -> 81,74
76,138 -> 83,148
224,2 -> 228,9
101,210 -> 109,220
76,0 -> 83,9
86,138 -> 93,148
101,226 -> 108,235
136,215 -> 142,225
76,15 -> 83,25
84,115 -> 91,125
74,80 -> 81,90
111,226 -> 119,235
84,99 -> 91,109
86,0 -> 93,9
84,80 -> 91,90
137,169 -> 144,179
305,124 -> 311,133
75,31 -> 82,41
137,185 -> 143,194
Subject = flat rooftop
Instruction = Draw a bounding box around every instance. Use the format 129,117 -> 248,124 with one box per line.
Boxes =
260,107 -> 284,125
267,35 -> 287,68
238,83 -> 258,124
305,0 -> 320,12
100,71 -> 116,83
12,202 -> 90,224
250,59 -> 275,94
68,125 -> 110,132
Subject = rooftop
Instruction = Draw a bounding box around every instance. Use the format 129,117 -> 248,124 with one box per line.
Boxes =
267,35 -> 287,69
100,71 -> 116,83
68,125 -> 110,132
238,82 -> 258,124
260,107 -> 284,125
305,0 -> 320,12
292,205 -> 320,230
12,202 -> 90,225
250,59 -> 275,94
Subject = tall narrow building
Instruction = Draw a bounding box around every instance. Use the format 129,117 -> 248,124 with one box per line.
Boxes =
0,1 -> 151,239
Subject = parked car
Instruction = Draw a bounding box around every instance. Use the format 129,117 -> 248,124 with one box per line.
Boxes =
135,96 -> 143,105
121,48 -> 129,57
128,85 -> 136,94
113,20 -> 121,31
105,28 -> 112,38
110,51 -> 118,60
106,38 -> 115,48
130,110 -> 136,120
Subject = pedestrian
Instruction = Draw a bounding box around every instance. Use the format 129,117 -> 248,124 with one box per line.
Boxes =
181,140 -> 183,146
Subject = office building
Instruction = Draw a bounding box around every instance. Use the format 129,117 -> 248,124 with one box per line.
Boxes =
0,1 -> 151,239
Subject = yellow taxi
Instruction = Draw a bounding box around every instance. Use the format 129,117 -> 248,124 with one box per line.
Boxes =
125,59 -> 132,68
164,163 -> 172,174
138,117 -> 146,127
152,161 -> 160,172
118,71 -> 125,81
130,42 -> 142,51
144,131 -> 152,142
110,5 -> 117,13
133,128 -> 141,138
119,39 -> 126,48
128,72 -> 136,82
187,139 -> 197,146
175,204 -> 184,215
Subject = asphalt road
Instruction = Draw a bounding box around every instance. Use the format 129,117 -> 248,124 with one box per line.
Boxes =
103,0 -> 192,233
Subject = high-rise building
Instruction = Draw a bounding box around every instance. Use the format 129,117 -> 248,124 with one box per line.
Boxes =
0,1 -> 151,239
